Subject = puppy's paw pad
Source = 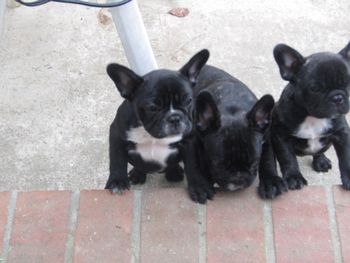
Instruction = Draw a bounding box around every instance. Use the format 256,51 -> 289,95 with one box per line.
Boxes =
129,169 -> 146,185
188,185 -> 214,204
312,155 -> 332,172
258,176 -> 288,199
285,174 -> 308,190
105,177 -> 130,194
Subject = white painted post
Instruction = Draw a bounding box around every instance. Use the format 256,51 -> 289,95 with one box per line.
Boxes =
109,0 -> 158,75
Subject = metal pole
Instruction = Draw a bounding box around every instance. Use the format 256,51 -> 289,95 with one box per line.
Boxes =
109,0 -> 158,75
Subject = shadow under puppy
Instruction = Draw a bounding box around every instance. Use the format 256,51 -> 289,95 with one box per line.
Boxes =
105,50 -> 209,193
183,65 -> 285,203
262,42 -> 350,196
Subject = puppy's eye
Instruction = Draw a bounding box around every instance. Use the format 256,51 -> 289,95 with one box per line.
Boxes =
310,85 -> 322,92
154,99 -> 163,107
183,97 -> 193,106
147,104 -> 159,113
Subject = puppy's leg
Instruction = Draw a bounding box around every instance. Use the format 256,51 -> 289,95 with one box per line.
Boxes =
105,125 -> 129,194
181,138 -> 214,204
129,168 -> 147,185
333,122 -> 350,190
272,134 -> 308,190
312,153 -> 332,172
258,138 -> 288,199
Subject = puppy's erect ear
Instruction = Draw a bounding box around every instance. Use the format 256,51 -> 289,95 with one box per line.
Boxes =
247,95 -> 275,132
195,91 -> 220,133
339,41 -> 350,62
106,63 -> 144,100
273,44 -> 306,82
180,49 -> 210,86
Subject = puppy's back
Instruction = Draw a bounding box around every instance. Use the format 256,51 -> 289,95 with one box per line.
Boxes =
195,65 -> 257,113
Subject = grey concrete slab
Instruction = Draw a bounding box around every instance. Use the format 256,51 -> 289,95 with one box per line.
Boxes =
0,0 -> 349,191
0,1 -> 5,38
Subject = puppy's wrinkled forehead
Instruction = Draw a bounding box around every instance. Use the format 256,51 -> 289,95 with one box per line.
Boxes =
303,53 -> 350,86
143,70 -> 192,102
217,126 -> 260,167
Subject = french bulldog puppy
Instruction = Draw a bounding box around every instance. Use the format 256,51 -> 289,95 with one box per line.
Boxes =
105,50 -> 210,193
183,65 -> 285,203
264,42 -> 350,195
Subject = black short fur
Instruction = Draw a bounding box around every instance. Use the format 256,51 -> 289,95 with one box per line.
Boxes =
183,65 -> 284,203
263,42 -> 350,195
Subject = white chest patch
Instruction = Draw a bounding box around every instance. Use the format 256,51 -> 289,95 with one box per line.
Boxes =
295,116 -> 331,139
127,126 -> 182,167
294,116 -> 332,154
226,183 -> 242,191
304,138 -> 324,154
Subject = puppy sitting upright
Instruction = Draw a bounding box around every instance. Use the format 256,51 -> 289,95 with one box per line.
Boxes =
265,42 -> 350,194
105,50 -> 209,193
184,65 -> 283,203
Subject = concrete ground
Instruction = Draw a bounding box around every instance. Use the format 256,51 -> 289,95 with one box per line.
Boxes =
0,0 -> 349,191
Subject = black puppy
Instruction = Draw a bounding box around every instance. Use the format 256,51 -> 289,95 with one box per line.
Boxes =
105,50 -> 209,193
183,65 -> 283,203
263,42 -> 350,196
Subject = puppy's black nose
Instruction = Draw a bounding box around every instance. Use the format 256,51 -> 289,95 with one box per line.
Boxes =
167,115 -> 181,125
332,94 -> 345,105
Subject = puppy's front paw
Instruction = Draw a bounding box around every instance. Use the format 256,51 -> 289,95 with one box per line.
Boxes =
258,176 -> 288,199
188,183 -> 214,204
312,155 -> 332,172
105,174 -> 130,194
129,168 -> 147,185
165,165 -> 184,182
341,175 -> 350,190
285,172 -> 308,190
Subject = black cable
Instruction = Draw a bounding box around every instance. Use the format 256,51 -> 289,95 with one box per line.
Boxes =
15,0 -> 133,8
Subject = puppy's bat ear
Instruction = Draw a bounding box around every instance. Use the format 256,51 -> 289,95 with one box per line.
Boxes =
195,91 -> 220,133
106,63 -> 144,100
180,49 -> 210,86
273,44 -> 305,82
339,41 -> 350,62
247,94 -> 275,132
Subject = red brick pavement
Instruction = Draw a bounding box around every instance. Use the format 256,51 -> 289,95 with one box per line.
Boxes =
333,186 -> 350,263
141,188 -> 199,263
0,185 -> 348,262
0,192 -> 10,253
272,186 -> 333,263
8,191 -> 71,263
73,190 -> 133,263
207,189 -> 265,263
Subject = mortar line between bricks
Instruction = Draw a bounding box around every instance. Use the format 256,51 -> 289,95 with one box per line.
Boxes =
131,190 -> 142,263
325,186 -> 342,263
1,191 -> 17,262
64,191 -> 80,263
197,204 -> 206,263
263,200 -> 276,263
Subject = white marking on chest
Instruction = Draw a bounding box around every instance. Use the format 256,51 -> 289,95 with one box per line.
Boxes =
295,116 -> 331,139
294,116 -> 331,154
226,183 -> 242,191
305,138 -> 324,154
127,126 -> 182,166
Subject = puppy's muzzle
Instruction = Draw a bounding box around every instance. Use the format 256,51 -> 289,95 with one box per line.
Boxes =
164,112 -> 190,136
332,93 -> 346,105
328,90 -> 348,105
167,114 -> 182,126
